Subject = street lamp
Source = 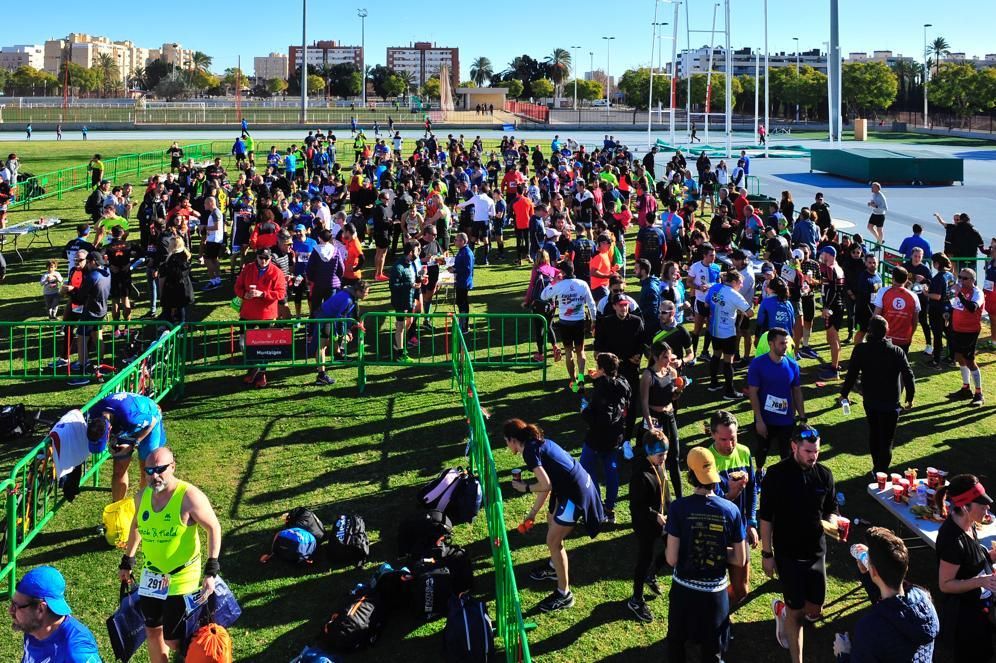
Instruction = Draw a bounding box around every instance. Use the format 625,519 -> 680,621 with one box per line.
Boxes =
649,21 -> 669,146
570,45 -> 582,109
358,8 -> 368,106
301,0 -> 307,123
923,23 -> 932,129
793,36 -> 800,122
602,36 -> 615,118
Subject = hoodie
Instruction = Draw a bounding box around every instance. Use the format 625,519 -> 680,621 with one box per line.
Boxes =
305,242 -> 344,294
842,585 -> 939,663
79,265 -> 111,318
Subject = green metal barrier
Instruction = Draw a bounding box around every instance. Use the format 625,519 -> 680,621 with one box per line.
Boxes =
9,142 -> 213,211
452,325 -> 534,662
357,311 -> 547,393
182,318 -> 359,372
0,324 -> 185,596
0,320 -> 173,380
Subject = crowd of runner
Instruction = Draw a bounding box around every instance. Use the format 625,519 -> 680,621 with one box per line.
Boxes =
7,126 -> 996,662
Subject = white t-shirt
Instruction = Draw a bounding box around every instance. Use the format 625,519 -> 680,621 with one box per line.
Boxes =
708,284 -> 751,339
206,209 -> 225,244
689,260 -> 721,303
541,278 -> 597,322
50,409 -> 89,480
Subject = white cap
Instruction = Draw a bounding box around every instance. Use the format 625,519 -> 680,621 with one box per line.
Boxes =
791,249 -> 804,260
545,227 -> 561,239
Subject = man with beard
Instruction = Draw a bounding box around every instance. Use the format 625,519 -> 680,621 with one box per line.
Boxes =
11,566 -> 100,662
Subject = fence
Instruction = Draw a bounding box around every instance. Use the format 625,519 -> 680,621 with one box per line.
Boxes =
452,324 -> 534,662
9,141 -> 214,211
504,101 -> 548,124
0,324 -> 185,595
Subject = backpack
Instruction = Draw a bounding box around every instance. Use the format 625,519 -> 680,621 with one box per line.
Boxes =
638,227 -> 662,258
0,404 -> 28,441
528,271 -> 554,313
266,527 -> 318,565
443,593 -> 495,663
418,469 -> 482,525
582,376 -> 631,451
321,586 -> 383,651
84,189 -> 101,215
410,562 -> 455,620
398,510 -> 453,559
368,563 -> 413,612
286,507 -> 325,542
290,645 -> 339,663
186,624 -> 233,663
328,514 -> 370,567
435,544 -> 474,595
418,469 -> 464,513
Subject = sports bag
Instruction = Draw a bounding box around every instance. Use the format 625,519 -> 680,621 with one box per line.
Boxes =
398,510 -> 453,559
418,468 -> 464,513
0,404 -> 27,441
443,593 -> 495,663
437,545 -> 474,595
102,496 -> 136,548
286,506 -> 325,541
368,563 -> 413,612
328,514 -> 370,567
410,562 -> 454,620
321,585 -> 383,651
446,474 -> 482,526
106,580 -> 146,662
181,577 -> 242,649
186,623 -> 232,663
290,645 -> 339,662
264,527 -> 318,565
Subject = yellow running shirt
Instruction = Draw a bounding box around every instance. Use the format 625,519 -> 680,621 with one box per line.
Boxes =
137,480 -> 201,595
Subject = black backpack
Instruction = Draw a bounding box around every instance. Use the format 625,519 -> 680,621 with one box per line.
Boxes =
446,474 -> 482,526
443,593 -> 495,663
328,514 -> 370,568
410,562 -> 455,620
0,404 -> 29,442
84,189 -> 101,216
436,544 -> 474,595
368,563 -> 413,612
286,507 -> 325,542
321,585 -> 383,651
398,510 -> 453,559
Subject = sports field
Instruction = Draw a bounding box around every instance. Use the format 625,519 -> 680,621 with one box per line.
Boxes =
0,137 -> 993,661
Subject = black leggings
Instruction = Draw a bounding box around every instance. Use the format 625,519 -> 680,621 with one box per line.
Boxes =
916,296 -> 931,346
515,229 -> 529,260
929,306 -> 948,362
632,529 -> 668,600
531,303 -> 556,354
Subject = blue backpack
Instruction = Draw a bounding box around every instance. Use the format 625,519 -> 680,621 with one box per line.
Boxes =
265,527 -> 318,565
443,593 -> 495,663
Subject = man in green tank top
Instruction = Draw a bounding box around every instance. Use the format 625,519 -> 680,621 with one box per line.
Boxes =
118,447 -> 222,662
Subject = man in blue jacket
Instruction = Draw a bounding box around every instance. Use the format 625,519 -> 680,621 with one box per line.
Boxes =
451,232 -> 475,332
635,259 -> 663,340
834,526 -> 938,663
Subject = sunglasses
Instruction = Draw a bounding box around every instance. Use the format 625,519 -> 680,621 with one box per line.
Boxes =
959,276 -> 973,281
10,599 -> 38,610
797,428 -> 820,440
257,255 -> 271,261
144,463 -> 173,477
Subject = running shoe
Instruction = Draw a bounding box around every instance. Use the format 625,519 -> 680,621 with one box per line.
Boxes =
374,274 -> 389,282
396,353 -> 416,365
949,386 -> 973,400
553,346 -> 562,362
627,597 -> 653,623
799,346 -> 821,360
644,575 -> 663,597
528,563 -> 558,582
604,509 -> 616,525
67,377 -> 90,387
923,345 -> 934,355
407,336 -> 420,348
772,599 -> 789,649
243,368 -> 260,385
47,358 -> 69,369
817,367 -> 840,381
926,359 -> 942,369
723,391 -> 745,401
253,372 -> 268,388
971,392 -> 984,408
538,589 -> 574,613
699,350 -> 712,361
707,383 -> 725,392
315,372 -> 336,386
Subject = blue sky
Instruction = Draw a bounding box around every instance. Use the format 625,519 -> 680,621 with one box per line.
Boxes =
14,1 -> 989,79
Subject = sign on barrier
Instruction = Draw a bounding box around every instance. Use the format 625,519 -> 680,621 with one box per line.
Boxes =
244,328 -> 294,362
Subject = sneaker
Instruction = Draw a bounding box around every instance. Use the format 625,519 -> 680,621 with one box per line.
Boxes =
818,367 -> 840,381
604,509 -> 616,525
243,367 -> 260,385
627,597 -> 653,623
552,346 -> 562,362
799,346 -> 820,360
723,391 -> 745,401
374,274 -> 389,282
971,392 -> 984,407
315,372 -> 336,386
200,279 -> 221,291
253,372 -> 268,388
538,589 -> 574,613
923,344 -> 934,355
926,359 -> 942,369
407,336 -> 420,347
529,564 -> 558,582
949,386 -> 973,400
772,599 -> 789,649
67,377 -> 90,387
707,383 -> 725,392
699,350 -> 712,361
644,575 -> 663,597
396,353 -> 416,365
47,358 -> 69,369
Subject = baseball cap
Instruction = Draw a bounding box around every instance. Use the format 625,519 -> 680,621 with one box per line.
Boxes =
820,246 -> 837,258
791,248 -> 804,260
16,566 -> 72,616
99,179 -> 110,185
545,227 -> 561,239
256,248 -> 272,259
294,224 -> 306,232
687,447 -> 721,484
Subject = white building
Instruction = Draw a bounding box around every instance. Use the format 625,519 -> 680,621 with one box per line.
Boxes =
289,41 -> 362,70
254,52 -> 289,80
387,42 -> 459,88
675,46 -> 828,78
845,50 -> 916,67
41,34 -> 195,84
0,44 -> 45,71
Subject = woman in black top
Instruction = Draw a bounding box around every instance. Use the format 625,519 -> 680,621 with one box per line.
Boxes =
903,247 -> 934,351
927,253 -> 956,366
626,429 -> 672,622
935,474 -> 996,661
639,341 -> 684,498
160,236 -> 194,325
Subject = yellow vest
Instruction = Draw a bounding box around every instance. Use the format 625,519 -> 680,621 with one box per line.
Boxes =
137,480 -> 201,595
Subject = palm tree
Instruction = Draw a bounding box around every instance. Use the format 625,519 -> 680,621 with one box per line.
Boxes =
930,36 -> 950,76
470,57 -> 493,87
545,48 -> 571,102
191,51 -> 213,72
890,59 -> 917,110
95,53 -> 120,97
129,65 -> 146,91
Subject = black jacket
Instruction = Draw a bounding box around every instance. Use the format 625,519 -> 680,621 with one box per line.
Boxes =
582,375 -> 632,452
841,338 -> 915,410
629,452 -> 669,537
593,313 -> 645,370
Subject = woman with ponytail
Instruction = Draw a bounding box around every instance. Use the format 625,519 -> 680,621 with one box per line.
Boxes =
935,473 -> 996,660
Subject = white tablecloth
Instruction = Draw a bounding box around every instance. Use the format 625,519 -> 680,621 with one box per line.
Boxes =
867,480 -> 996,549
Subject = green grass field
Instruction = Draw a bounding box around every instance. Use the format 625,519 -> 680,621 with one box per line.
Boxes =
0,137 -> 993,662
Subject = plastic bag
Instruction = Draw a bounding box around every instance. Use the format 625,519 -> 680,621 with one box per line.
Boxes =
102,496 -> 136,548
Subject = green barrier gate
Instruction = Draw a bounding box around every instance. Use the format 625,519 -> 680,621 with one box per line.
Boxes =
452,324 -> 534,662
182,318 -> 359,373
0,324 -> 185,596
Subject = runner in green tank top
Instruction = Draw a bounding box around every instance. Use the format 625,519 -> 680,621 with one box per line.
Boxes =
119,447 -> 222,661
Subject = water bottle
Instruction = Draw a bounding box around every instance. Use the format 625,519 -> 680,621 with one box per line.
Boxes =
841,398 -> 851,416
579,397 -> 589,413
622,440 -> 634,460
837,492 -> 846,507
850,544 -> 869,568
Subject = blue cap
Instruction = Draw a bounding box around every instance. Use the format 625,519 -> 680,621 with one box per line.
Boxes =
16,566 -> 72,616
645,437 -> 670,457
820,245 -> 837,258
294,224 -> 306,232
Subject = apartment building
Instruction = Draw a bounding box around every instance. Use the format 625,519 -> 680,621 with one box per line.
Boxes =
41,34 -> 194,83
288,41 -> 362,71
674,46 -> 828,78
254,52 -> 289,80
387,42 -> 459,88
0,44 -> 45,71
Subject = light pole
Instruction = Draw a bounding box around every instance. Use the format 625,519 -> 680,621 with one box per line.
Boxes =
651,21 -> 669,128
793,36 -> 800,122
571,45 -> 582,109
648,0 -> 660,147
763,0 -> 769,156
669,2 -> 680,146
704,2 -> 719,144
300,0 -> 307,123
923,23 -> 932,129
358,8 -> 368,106
602,36 -> 615,119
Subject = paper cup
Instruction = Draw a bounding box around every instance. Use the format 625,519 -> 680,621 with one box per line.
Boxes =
876,472 -> 888,490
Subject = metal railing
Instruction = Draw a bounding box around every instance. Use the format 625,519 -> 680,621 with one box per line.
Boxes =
0,324 -> 185,596
452,324 -> 533,662
8,142 -> 214,211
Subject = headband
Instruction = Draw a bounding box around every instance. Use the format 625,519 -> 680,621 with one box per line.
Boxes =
951,482 -> 988,508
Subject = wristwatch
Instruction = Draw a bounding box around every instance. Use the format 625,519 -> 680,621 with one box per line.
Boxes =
761,550 -> 774,560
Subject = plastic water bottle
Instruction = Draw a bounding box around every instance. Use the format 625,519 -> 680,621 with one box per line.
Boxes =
841,399 -> 851,416
850,544 -> 869,568
837,492 -> 846,507
579,397 -> 589,413
622,440 -> 634,460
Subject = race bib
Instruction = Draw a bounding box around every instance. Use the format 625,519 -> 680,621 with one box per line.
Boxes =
985,280 -> 994,292
138,568 -> 171,600
71,304 -> 84,314
764,393 -> 789,416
